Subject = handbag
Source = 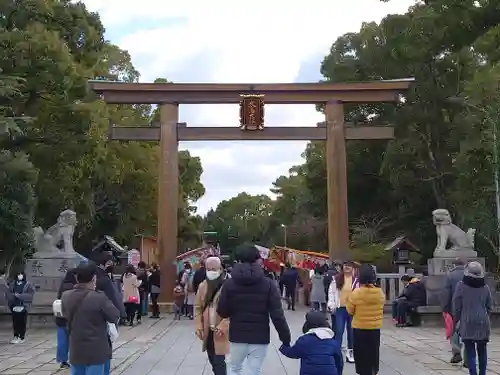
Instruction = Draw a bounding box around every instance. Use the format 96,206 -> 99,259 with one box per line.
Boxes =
150,285 -> 161,294
107,322 -> 119,343
52,299 -> 63,317
127,296 -> 139,304
12,306 -> 26,313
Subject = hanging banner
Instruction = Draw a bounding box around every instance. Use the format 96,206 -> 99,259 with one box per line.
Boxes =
255,245 -> 270,259
268,246 -> 328,271
176,246 -> 219,272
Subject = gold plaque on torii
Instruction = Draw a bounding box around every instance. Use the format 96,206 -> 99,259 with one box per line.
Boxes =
239,94 -> 264,130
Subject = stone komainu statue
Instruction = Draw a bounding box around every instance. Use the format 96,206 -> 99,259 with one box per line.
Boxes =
33,209 -> 77,254
433,208 -> 475,252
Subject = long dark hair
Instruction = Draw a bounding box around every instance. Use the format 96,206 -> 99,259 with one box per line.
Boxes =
335,272 -> 345,290
335,263 -> 357,290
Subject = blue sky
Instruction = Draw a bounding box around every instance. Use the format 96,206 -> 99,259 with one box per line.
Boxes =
82,0 -> 415,214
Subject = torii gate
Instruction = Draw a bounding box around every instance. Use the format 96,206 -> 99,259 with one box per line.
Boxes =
90,79 -> 413,301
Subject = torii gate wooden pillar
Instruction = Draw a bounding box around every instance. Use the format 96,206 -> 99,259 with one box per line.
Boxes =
90,80 -> 413,302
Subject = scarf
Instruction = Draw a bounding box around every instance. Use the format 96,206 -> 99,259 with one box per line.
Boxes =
204,274 -> 225,309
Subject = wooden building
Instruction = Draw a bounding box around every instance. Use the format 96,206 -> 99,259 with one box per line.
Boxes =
135,234 -> 159,265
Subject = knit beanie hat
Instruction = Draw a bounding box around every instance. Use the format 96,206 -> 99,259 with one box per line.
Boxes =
302,311 -> 331,333
464,261 -> 484,278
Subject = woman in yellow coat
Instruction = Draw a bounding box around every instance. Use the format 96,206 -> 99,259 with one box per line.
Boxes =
347,264 -> 385,375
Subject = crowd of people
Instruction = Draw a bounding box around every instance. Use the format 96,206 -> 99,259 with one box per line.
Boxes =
190,244 -> 387,375
53,253 -> 161,373
190,248 -> 494,375
0,245 -> 493,375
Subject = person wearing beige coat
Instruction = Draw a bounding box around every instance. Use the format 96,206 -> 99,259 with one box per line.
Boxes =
195,257 -> 229,375
122,265 -> 142,326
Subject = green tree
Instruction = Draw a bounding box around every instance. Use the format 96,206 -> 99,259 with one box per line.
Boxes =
204,193 -> 274,252
0,73 -> 37,266
450,63 -> 500,263
0,0 -> 206,255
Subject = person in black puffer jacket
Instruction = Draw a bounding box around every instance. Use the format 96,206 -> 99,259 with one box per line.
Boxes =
395,276 -> 427,327
56,268 -> 78,369
217,244 -> 291,374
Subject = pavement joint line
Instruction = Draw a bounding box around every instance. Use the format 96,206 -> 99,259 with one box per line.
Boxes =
110,318 -> 176,373
0,317 -> 175,375
169,324 -> 199,375
113,320 -> 183,375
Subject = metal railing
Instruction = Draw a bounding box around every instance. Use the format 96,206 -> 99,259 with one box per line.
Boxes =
377,273 -> 424,304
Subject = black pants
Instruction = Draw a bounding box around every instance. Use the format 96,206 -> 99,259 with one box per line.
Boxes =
151,293 -> 160,317
396,299 -> 416,324
285,287 -> 296,310
353,328 -> 380,375
391,300 -> 398,319
124,303 -> 138,324
185,304 -> 194,318
206,331 -> 227,375
12,310 -> 27,339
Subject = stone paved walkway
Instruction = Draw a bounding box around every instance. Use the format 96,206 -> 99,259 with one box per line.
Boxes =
0,310 -> 498,374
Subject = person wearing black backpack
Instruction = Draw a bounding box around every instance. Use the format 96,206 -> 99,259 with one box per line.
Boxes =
194,257 -> 229,375
217,244 -> 291,375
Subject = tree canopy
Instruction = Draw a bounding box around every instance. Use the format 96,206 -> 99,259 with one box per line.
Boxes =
0,0 -> 205,264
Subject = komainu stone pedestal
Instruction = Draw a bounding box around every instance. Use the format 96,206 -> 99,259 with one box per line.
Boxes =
425,256 -> 485,306
25,253 -> 84,306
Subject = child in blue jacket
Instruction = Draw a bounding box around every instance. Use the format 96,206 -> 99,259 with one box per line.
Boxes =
280,311 -> 343,375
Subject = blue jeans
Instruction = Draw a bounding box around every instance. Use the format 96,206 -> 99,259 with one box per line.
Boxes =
70,363 -> 106,375
229,343 -> 268,375
335,307 -> 353,349
464,340 -> 487,375
56,327 -> 69,363
104,359 -> 110,375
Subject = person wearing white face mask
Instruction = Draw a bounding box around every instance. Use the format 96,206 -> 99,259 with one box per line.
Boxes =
8,272 -> 35,344
194,257 -> 229,375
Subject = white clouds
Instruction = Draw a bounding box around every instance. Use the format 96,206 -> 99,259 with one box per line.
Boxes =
82,0 -> 415,214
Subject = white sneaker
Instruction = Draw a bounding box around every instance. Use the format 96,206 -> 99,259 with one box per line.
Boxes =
10,337 -> 20,344
346,349 -> 355,363
18,339 -> 25,344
